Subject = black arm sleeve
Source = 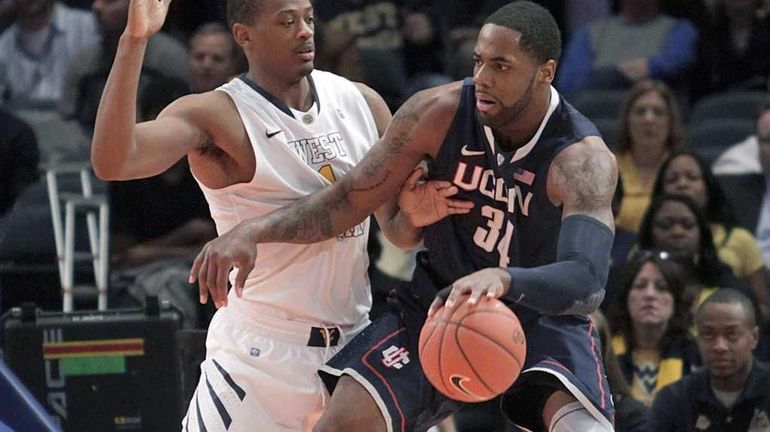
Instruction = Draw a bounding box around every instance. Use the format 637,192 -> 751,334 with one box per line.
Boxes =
503,215 -> 613,315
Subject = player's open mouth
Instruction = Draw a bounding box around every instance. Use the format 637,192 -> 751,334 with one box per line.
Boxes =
295,45 -> 315,61
475,93 -> 496,113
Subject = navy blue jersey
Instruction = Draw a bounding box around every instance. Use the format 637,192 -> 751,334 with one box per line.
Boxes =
408,79 -> 600,320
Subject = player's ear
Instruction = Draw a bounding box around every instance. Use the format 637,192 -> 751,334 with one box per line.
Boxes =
538,60 -> 557,85
232,23 -> 252,49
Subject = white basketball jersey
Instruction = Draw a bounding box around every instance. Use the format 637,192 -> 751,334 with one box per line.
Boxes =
197,70 -> 378,326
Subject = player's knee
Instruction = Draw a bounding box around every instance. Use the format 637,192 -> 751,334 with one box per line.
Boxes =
313,375 -> 388,432
549,401 -> 612,432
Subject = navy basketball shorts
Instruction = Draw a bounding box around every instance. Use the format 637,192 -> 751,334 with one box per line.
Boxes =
319,304 -> 614,432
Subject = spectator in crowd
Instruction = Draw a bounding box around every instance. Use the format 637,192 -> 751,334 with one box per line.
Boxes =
637,193 -> 755,319
653,150 -> 770,320
556,0 -> 698,97
315,0 -> 450,108
443,0 -> 508,79
591,310 -> 648,432
58,0 -> 188,135
649,288 -> 770,432
0,0 -> 98,106
615,80 -> 685,232
714,103 -> 770,269
0,108 -> 39,216
691,0 -> 770,101
608,249 -> 699,406
186,22 -> 242,94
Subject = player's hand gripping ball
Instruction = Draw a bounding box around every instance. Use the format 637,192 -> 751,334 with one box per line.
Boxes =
418,296 -> 526,402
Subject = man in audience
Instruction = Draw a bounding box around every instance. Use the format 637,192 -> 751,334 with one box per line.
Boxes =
187,22 -> 242,94
58,0 -> 188,135
649,288 -> 770,431
0,0 -> 98,106
556,0 -> 698,97
714,103 -> 770,268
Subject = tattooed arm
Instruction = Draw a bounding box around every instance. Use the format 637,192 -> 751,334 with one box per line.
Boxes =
547,136 -> 617,228
190,82 -> 461,307
432,137 -> 619,315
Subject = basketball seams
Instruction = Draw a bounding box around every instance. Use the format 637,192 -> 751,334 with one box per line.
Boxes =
431,311 -> 525,369
418,318 -> 440,355
436,319 -> 450,395
419,301 -> 526,403
451,321 -> 497,399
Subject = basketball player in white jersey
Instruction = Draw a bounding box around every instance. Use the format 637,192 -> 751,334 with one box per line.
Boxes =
89,0 -> 425,430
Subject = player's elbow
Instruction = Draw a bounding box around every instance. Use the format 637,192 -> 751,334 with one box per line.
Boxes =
558,258 -> 607,315
91,157 -> 125,181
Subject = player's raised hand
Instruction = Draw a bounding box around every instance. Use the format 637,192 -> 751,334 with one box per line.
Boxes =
428,268 -> 511,316
125,0 -> 173,39
189,223 -> 256,309
398,167 -> 474,227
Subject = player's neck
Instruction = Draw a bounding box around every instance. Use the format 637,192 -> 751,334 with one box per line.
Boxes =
246,70 -> 313,112
495,90 -> 550,152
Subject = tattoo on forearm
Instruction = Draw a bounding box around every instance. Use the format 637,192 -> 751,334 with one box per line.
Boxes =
258,92 -> 427,243
353,92 -> 424,192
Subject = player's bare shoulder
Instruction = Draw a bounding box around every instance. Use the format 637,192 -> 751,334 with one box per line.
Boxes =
390,81 -> 464,158
160,90 -> 254,187
547,136 -> 617,224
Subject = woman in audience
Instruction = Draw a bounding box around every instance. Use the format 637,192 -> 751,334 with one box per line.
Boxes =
637,194 -> 756,317
609,249 -> 698,407
652,150 -> 770,319
615,80 -> 685,232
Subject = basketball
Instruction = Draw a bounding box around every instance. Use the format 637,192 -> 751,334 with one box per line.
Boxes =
418,296 -> 526,403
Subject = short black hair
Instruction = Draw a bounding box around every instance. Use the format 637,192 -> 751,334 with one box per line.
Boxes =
484,1 -> 562,63
637,193 -> 724,287
697,288 -> 757,328
227,0 -> 262,28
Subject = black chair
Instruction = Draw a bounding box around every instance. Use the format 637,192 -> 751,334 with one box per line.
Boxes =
569,90 -> 628,122
689,91 -> 768,126
687,119 -> 755,166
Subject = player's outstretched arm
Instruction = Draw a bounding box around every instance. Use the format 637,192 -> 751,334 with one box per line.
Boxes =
431,137 -> 617,315
92,0 -> 207,181
355,83 -> 472,250
190,85 -> 459,306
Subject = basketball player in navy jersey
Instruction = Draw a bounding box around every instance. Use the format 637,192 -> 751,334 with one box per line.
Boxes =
192,2 -> 618,431
89,0 -> 429,431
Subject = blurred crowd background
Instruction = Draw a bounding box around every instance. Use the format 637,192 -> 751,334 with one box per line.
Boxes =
4,0 -> 770,431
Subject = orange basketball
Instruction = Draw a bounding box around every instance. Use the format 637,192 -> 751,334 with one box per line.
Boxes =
418,296 -> 526,403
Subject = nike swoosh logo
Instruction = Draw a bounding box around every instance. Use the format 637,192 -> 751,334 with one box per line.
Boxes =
461,145 -> 485,156
266,129 -> 283,138
449,374 -> 484,400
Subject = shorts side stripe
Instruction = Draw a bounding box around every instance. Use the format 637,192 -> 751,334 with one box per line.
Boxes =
196,391 -> 209,432
523,366 -> 613,431
361,327 -> 408,432
212,359 -> 246,401
586,318 -> 607,410
205,372 -> 232,429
